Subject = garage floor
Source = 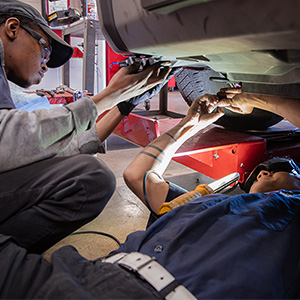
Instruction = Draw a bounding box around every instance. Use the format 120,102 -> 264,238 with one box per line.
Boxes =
43,91 -> 242,261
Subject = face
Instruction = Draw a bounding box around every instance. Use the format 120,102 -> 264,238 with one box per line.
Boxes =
249,170 -> 300,193
3,18 -> 51,88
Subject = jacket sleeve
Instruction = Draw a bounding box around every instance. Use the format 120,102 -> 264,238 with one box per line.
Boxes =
59,125 -> 106,156
0,96 -> 98,173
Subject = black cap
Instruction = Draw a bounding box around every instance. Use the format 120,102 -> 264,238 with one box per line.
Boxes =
242,157 -> 300,193
0,0 -> 74,68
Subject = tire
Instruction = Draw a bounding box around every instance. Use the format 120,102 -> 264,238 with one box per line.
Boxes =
175,68 -> 283,130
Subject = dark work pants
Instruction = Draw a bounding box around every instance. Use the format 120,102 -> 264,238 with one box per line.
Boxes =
0,155 -> 116,254
0,235 -> 161,299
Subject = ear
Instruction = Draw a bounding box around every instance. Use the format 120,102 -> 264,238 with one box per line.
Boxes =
4,17 -> 21,40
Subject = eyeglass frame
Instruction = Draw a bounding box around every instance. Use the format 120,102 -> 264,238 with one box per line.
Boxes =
19,24 -> 52,64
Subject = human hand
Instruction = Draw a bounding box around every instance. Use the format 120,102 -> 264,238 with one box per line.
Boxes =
117,67 -> 181,115
92,61 -> 172,114
183,94 -> 224,130
107,61 -> 172,104
217,88 -> 255,114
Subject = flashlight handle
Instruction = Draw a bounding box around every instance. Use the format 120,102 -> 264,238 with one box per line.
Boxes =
208,172 -> 240,193
158,184 -> 213,215
158,172 -> 240,215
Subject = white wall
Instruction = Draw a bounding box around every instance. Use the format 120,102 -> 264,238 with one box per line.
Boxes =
14,0 -> 106,95
23,0 -> 41,11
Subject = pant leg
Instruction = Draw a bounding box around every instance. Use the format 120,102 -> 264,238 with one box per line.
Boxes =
0,234 -> 161,299
0,154 -> 116,254
0,234 -> 53,299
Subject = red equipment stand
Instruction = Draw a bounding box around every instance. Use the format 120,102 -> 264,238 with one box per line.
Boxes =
112,113 -> 300,184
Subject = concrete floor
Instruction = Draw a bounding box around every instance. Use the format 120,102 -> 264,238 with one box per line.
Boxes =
44,91 -> 242,261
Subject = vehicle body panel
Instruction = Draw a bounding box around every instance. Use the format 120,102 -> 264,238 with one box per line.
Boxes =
97,0 -> 300,85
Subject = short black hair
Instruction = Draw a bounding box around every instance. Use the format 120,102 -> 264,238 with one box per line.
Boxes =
0,13 -> 38,29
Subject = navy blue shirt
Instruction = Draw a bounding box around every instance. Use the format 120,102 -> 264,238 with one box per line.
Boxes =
113,190 -> 300,298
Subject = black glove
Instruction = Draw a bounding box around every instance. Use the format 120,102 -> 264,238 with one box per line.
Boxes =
117,67 -> 182,116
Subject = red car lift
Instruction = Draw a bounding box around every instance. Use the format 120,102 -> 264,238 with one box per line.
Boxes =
112,113 -> 300,184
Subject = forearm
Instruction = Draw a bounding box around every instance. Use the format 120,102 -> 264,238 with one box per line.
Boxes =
144,118 -> 197,174
124,117 -> 199,208
91,88 -> 117,115
242,93 -> 300,127
96,106 -> 125,142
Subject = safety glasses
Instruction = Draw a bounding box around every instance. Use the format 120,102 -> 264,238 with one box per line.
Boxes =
20,24 -> 52,63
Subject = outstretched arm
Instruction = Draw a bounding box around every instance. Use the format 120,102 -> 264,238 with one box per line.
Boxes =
91,62 -> 171,115
95,67 -> 179,142
217,88 -> 300,128
123,94 -> 224,213
62,65 -> 175,156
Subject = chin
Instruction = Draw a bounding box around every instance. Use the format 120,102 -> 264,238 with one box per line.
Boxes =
23,79 -> 41,88
15,82 -> 31,89
7,78 -> 28,89
249,185 -> 274,194
18,76 -> 41,88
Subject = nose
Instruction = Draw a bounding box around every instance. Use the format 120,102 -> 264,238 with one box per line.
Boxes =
257,170 -> 271,180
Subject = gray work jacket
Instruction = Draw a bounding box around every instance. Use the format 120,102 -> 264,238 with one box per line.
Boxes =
0,38 -> 104,174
